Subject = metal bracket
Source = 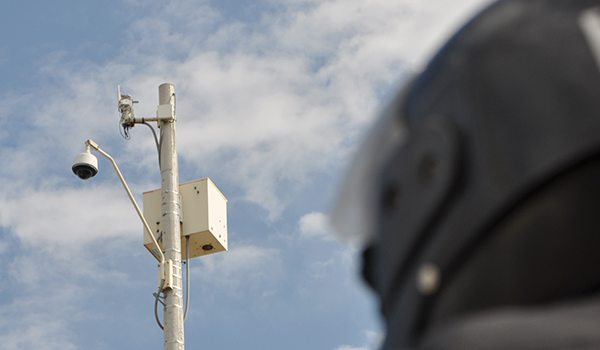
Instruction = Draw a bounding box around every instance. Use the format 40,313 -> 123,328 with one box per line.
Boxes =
158,259 -> 174,290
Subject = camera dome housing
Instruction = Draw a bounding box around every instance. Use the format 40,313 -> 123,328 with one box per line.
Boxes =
72,151 -> 98,180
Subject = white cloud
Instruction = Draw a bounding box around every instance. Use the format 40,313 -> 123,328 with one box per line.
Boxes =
0,0 -> 496,348
334,330 -> 384,350
0,313 -> 77,350
0,256 -> 88,350
0,185 -> 140,249
365,330 -> 386,349
193,244 -> 283,296
298,211 -> 331,239
335,346 -> 368,350
0,0 -> 495,228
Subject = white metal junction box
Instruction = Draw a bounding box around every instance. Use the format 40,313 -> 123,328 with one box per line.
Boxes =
143,178 -> 228,260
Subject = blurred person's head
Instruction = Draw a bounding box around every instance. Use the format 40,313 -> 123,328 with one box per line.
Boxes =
334,1 -> 600,348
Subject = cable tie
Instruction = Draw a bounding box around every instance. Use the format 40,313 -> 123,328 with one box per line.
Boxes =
163,248 -> 181,253
165,340 -> 185,345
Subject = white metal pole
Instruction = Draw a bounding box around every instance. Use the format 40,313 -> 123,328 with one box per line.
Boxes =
158,83 -> 185,350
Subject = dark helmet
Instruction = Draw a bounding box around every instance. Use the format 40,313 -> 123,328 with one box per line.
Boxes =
334,0 -> 600,348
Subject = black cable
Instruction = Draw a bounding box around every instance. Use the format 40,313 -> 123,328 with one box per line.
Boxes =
119,117 -> 132,140
142,122 -> 160,153
142,121 -> 161,168
154,279 -> 165,330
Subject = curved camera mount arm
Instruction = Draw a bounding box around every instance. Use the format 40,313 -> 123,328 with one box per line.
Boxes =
85,139 -> 165,264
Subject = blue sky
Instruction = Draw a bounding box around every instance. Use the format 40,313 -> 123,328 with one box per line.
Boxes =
0,0 -> 492,349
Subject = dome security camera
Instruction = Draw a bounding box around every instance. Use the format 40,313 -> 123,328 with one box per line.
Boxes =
72,150 -> 98,180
